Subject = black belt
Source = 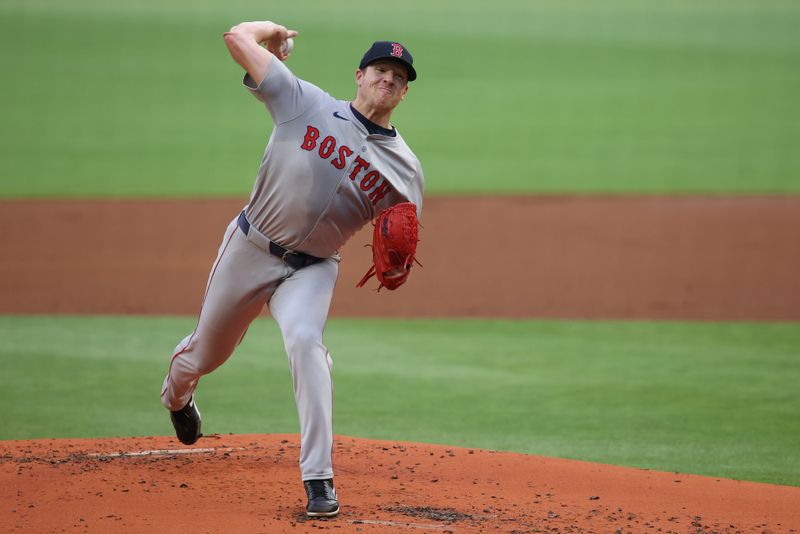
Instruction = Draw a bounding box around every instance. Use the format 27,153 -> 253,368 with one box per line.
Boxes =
237,211 -> 323,270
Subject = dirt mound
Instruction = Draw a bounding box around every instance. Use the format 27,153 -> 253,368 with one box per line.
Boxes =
2,434 -> 798,532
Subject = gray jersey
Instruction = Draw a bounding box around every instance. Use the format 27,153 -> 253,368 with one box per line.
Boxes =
243,59 -> 424,259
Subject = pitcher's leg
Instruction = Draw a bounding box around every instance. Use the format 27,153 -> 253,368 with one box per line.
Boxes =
269,258 -> 339,480
161,220 -> 282,411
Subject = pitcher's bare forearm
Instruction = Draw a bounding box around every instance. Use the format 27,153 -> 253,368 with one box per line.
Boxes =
223,21 -> 298,85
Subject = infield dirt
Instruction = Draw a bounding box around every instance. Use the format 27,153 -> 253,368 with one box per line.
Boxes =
1,196 -> 799,320
2,434 -> 799,533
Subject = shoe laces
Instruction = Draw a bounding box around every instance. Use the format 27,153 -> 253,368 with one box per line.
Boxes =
305,479 -> 336,500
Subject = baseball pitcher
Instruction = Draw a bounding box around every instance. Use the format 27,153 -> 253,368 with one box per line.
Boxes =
159,20 -> 424,518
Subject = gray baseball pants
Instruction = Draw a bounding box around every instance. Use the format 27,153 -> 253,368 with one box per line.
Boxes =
160,213 -> 338,481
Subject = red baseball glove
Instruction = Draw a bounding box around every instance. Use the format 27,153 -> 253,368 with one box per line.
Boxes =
356,202 -> 420,291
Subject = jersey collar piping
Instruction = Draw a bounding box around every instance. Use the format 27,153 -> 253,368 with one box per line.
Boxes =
348,103 -> 398,139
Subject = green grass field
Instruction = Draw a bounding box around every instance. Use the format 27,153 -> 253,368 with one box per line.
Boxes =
1,0 -> 799,196
1,315 -> 798,486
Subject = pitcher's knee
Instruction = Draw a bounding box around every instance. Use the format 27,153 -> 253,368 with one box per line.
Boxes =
284,332 -> 324,355
174,344 -> 234,377
284,328 -> 325,361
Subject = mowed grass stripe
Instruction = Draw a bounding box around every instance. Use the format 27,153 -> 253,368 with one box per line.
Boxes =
1,315 -> 798,486
1,0 -> 798,196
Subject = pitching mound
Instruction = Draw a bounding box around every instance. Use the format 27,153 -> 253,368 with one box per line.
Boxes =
2,435 -> 798,533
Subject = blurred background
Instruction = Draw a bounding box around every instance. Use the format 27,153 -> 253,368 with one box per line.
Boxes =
1,0 -> 798,197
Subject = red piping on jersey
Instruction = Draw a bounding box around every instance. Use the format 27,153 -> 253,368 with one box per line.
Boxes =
160,223 -> 239,399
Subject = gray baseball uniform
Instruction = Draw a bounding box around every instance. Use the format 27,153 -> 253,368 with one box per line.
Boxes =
160,56 -> 424,481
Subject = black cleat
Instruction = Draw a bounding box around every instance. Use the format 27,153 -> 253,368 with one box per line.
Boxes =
170,396 -> 202,445
304,478 -> 340,517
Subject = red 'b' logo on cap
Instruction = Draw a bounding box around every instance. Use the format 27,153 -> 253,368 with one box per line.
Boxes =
391,43 -> 404,58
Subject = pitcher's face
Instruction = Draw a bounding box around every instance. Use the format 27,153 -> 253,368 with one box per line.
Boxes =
355,60 -> 409,112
